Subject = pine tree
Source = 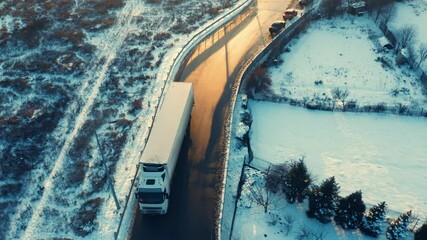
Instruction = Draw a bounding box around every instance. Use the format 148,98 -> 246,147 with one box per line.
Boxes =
386,210 -> 412,240
361,201 -> 388,237
334,190 -> 366,229
415,222 -> 427,240
306,176 -> 340,223
282,158 -> 312,203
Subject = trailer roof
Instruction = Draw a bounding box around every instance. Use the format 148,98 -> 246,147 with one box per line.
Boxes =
141,82 -> 193,165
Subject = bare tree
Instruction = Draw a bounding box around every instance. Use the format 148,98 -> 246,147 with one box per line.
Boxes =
380,4 -> 396,26
311,227 -> 328,240
247,181 -> 278,213
395,25 -> 417,51
283,215 -> 295,236
331,87 -> 350,107
416,44 -> 427,69
296,224 -> 312,240
265,163 -> 289,193
320,0 -> 342,18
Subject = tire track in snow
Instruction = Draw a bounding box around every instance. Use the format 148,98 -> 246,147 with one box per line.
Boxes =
7,0 -> 141,238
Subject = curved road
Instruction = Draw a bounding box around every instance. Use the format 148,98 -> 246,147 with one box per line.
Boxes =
131,0 -> 294,239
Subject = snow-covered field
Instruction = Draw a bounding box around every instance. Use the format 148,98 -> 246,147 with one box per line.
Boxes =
250,101 -> 427,218
225,1 -> 427,239
269,15 -> 427,109
0,0 -> 238,238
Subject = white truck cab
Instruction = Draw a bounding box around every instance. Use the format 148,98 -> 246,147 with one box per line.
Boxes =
137,164 -> 169,214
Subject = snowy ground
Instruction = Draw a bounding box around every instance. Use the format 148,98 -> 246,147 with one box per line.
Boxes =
232,167 -> 415,240
269,15 -> 427,110
0,0 -> 239,238
225,4 -> 426,240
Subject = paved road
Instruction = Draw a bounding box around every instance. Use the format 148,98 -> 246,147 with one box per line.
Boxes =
131,0 -> 293,239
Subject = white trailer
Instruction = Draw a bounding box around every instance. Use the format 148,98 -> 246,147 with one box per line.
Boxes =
136,82 -> 194,214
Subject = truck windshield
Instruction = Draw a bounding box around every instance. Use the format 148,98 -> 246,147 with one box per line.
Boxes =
137,189 -> 165,204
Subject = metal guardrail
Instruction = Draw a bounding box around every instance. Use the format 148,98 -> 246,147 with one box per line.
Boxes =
114,0 -> 255,239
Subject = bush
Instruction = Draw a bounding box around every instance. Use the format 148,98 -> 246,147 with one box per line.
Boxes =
69,132 -> 93,159
0,78 -> 32,92
65,160 -> 87,187
344,100 -> 358,111
0,183 -> 23,198
240,111 -> 252,126
373,103 -> 386,112
153,32 -> 171,41
204,6 -> 222,16
53,29 -> 84,46
71,198 -> 103,236
398,103 -> 408,114
15,18 -> 50,47
132,98 -> 143,110
245,67 -> 273,97
17,107 -> 37,118
1,144 -> 42,178
170,19 -> 194,34
116,118 -> 132,127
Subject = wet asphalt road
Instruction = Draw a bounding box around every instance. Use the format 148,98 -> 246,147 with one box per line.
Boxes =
131,0 -> 292,239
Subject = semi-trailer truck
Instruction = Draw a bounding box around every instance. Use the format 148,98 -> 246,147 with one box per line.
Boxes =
135,82 -> 194,214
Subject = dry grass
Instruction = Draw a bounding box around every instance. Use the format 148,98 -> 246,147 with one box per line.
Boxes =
81,17 -> 116,31
17,108 -> 37,118
0,78 -> 32,92
71,197 -> 103,236
116,118 -> 132,127
153,32 -> 172,41
53,29 -> 84,46
65,160 -> 87,187
147,0 -> 162,4
0,117 -> 20,126
204,6 -> 222,16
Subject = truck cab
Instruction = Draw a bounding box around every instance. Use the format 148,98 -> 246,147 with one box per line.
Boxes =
136,164 -> 170,214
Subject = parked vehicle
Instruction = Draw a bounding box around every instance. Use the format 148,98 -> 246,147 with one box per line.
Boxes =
269,20 -> 286,35
283,9 -> 298,20
135,82 -> 194,215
